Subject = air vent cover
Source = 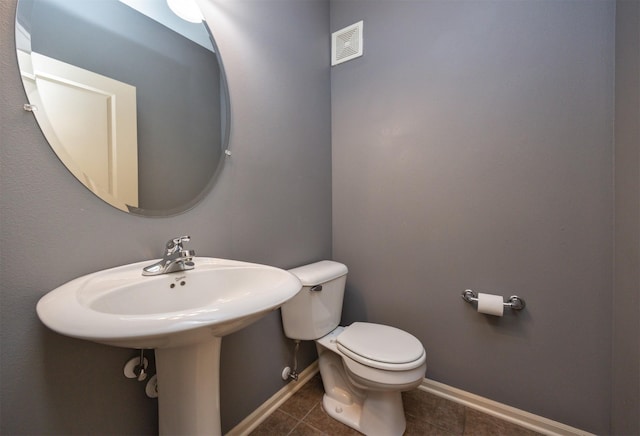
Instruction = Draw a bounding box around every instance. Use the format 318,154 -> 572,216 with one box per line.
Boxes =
331,21 -> 363,66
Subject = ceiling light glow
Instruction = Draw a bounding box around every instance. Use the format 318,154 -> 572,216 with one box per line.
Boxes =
167,0 -> 203,23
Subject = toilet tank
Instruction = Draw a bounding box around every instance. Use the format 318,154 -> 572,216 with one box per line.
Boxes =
281,260 -> 348,340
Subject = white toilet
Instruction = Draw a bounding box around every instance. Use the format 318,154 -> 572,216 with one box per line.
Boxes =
281,260 -> 427,436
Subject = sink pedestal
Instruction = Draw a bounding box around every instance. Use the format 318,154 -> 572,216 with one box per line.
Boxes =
155,337 -> 223,435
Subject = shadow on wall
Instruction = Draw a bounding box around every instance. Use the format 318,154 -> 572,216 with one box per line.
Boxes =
341,283 -> 368,325
37,325 -> 158,434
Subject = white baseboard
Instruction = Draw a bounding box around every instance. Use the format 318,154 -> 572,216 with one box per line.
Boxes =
226,361 -> 319,436
226,361 -> 592,436
419,379 -> 594,436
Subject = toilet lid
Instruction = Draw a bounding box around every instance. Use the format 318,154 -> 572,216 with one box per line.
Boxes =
337,322 -> 425,371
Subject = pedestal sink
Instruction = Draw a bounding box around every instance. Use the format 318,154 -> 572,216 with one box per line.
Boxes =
36,257 -> 302,435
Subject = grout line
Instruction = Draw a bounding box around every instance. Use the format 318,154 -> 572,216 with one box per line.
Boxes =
287,402 -> 328,436
278,408 -> 301,420
461,405 -> 468,436
296,388 -> 327,434
301,413 -> 329,436
299,400 -> 319,422
283,399 -> 319,436
284,421 -> 300,436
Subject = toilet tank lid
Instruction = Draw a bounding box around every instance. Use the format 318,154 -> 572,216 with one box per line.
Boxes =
288,260 -> 348,286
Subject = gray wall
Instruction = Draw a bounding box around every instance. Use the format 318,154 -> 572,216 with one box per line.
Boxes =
0,0 -> 329,433
612,0 -> 640,434
331,1 -> 614,434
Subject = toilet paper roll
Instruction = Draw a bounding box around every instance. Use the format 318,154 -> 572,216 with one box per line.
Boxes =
477,293 -> 504,316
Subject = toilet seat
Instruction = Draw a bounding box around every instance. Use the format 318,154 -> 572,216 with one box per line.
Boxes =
337,322 -> 426,371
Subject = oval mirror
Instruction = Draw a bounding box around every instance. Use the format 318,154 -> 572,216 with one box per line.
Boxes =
15,0 -> 230,217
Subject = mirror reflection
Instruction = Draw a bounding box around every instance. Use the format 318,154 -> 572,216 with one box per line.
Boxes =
16,0 -> 230,216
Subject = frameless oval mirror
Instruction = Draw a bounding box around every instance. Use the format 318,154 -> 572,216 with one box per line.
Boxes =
15,0 -> 230,217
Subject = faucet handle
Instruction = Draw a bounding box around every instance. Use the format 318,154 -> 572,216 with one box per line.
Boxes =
166,236 -> 191,254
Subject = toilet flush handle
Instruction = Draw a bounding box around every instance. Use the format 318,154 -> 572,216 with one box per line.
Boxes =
310,285 -> 323,292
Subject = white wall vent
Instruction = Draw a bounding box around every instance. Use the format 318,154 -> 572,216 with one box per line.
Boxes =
331,21 -> 363,66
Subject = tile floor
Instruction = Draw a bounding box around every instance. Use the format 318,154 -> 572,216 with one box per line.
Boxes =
249,374 -> 543,436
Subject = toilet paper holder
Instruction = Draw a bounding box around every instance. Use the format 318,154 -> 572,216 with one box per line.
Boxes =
461,290 -> 526,311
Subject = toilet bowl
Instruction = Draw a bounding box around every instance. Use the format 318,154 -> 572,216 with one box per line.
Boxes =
281,261 -> 427,436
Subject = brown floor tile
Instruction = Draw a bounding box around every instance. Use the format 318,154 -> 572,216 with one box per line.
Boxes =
250,375 -> 545,436
289,421 -> 325,435
249,409 -> 299,436
402,389 -> 465,434
280,375 -> 325,420
404,413 -> 461,436
462,408 -> 543,436
303,403 -> 363,435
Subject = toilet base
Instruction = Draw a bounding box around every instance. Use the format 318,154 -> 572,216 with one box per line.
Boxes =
315,329 -> 414,436
322,389 -> 407,436
323,394 -> 362,431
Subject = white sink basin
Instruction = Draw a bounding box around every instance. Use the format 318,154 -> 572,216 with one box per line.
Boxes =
37,257 -> 302,348
36,257 -> 302,435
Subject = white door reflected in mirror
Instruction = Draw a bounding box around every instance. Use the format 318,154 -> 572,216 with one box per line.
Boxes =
19,50 -> 138,210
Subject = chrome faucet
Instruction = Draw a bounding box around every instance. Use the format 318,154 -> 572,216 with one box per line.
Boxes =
142,236 -> 196,276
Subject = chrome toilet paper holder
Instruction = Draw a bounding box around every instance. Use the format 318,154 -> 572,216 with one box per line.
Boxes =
461,289 -> 526,311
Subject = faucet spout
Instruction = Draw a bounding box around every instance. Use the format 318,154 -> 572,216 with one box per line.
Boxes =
142,236 -> 196,276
